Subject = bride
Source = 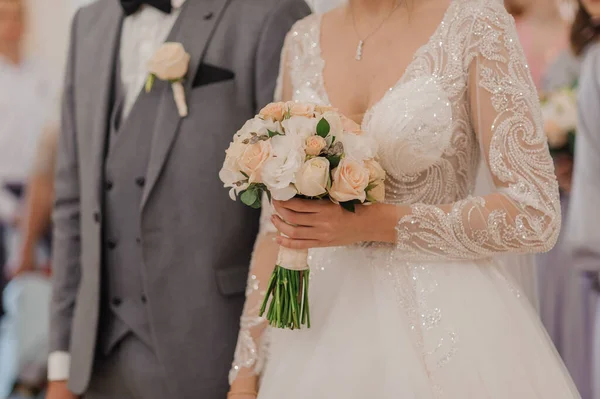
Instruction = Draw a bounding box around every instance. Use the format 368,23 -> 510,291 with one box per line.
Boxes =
228,0 -> 580,397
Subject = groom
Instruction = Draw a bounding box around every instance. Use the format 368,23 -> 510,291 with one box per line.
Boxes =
47,0 -> 310,398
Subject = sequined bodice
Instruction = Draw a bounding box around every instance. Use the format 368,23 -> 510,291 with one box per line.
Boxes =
287,4 -> 484,206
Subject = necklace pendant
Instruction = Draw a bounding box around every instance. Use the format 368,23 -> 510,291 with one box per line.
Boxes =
355,40 -> 364,61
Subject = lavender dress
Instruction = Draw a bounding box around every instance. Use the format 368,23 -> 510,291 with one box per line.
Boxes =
539,47 -> 600,399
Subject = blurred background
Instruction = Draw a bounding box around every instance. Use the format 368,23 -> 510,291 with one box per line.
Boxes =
0,0 -> 597,398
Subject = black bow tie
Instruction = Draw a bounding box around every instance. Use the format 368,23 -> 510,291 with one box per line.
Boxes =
120,0 -> 172,16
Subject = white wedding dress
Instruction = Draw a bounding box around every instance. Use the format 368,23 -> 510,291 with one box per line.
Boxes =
229,0 -> 581,397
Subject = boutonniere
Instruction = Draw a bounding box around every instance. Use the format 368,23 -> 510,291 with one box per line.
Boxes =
145,42 -> 191,117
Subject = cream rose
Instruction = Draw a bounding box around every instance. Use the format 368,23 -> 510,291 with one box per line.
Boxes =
238,141 -> 272,183
259,102 -> 286,122
321,111 -> 343,137
367,181 -> 386,203
305,135 -> 327,156
365,159 -> 386,182
295,157 -> 330,197
147,42 -> 190,81
287,102 -> 316,118
330,159 -> 370,203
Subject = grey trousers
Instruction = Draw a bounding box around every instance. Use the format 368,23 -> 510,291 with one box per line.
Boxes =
84,334 -> 171,399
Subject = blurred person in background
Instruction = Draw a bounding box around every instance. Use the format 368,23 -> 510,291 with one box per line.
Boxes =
507,0 -> 597,398
566,1 -> 600,398
0,0 -> 53,307
0,125 -> 58,399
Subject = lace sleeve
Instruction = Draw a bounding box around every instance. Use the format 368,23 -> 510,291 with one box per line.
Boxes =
394,3 -> 561,261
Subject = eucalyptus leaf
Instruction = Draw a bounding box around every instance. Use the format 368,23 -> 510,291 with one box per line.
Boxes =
241,188 -> 259,207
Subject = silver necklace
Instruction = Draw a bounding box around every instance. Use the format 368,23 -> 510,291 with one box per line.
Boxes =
351,1 -> 401,61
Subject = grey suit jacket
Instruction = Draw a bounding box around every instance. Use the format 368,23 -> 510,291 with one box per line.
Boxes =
50,0 -> 310,396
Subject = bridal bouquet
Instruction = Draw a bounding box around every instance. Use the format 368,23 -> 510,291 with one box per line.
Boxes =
219,102 -> 385,330
541,85 -> 577,157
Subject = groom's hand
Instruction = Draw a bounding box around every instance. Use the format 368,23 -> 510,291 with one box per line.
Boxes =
46,381 -> 79,399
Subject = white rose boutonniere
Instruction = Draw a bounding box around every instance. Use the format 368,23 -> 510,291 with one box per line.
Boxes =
146,42 -> 191,117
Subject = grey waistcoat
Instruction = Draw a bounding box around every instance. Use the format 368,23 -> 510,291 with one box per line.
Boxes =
99,61 -> 153,354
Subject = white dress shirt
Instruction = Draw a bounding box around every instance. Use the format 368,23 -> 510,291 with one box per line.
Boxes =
0,57 -> 54,221
48,0 -> 185,382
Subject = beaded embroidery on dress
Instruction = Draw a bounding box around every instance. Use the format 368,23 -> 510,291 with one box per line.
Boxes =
230,0 -> 581,397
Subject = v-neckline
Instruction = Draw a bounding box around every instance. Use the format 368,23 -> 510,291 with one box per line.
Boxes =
314,2 -> 454,127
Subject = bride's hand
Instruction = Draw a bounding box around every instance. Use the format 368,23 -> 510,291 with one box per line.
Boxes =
272,199 -> 394,249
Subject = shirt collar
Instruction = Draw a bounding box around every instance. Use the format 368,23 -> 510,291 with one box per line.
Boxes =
171,0 -> 186,9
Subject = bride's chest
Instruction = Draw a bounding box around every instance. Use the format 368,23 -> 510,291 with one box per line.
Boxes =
291,55 -> 477,179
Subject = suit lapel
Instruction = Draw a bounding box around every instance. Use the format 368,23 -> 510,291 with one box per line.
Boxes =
90,3 -> 123,210
141,0 -> 232,209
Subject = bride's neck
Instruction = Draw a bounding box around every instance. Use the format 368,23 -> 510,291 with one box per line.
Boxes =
348,0 -> 400,17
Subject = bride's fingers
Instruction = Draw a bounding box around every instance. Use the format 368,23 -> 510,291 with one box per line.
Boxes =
273,199 -> 322,213
273,207 -> 319,227
276,235 -> 321,250
272,216 -> 318,240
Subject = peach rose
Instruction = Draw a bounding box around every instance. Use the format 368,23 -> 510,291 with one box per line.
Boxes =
305,135 -> 327,156
365,159 -> 386,182
315,105 -> 337,115
287,102 -> 315,118
147,42 -> 190,81
238,141 -> 272,183
367,181 -> 385,203
259,102 -> 286,122
329,159 -> 370,203
295,157 -> 330,197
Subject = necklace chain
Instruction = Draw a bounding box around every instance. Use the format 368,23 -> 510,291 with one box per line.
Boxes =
351,1 -> 401,61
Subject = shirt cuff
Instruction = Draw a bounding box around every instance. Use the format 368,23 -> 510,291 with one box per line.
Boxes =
48,351 -> 71,381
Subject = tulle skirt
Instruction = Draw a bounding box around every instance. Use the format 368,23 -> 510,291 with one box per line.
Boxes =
258,245 -> 581,399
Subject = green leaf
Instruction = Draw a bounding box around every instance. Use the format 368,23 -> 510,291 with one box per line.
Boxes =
241,188 -> 259,207
268,129 -> 281,138
327,155 -> 341,168
340,201 -> 356,213
265,190 -> 272,202
365,182 -> 377,192
316,118 -> 331,138
145,74 -> 155,93
250,197 -> 262,209
240,171 -> 249,179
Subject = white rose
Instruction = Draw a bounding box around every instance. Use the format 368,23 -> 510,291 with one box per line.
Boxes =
329,158 -> 370,203
282,116 -> 318,139
320,111 -> 343,137
235,117 -> 282,142
147,42 -> 190,81
261,134 -> 304,200
295,157 -> 330,197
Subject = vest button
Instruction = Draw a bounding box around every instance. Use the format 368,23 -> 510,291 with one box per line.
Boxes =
107,240 -> 117,250
135,177 -> 146,187
105,180 -> 113,191
93,212 -> 101,223
111,297 -> 122,306
141,295 -> 147,304
203,11 -> 214,20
